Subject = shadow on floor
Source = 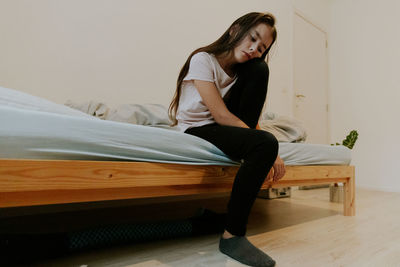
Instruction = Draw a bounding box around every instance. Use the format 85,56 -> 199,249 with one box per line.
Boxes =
1,194 -> 339,266
247,197 -> 340,236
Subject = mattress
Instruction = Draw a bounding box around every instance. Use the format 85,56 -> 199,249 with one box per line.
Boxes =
0,87 -> 351,166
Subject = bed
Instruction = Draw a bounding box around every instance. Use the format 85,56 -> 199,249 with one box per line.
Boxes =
0,87 -> 355,216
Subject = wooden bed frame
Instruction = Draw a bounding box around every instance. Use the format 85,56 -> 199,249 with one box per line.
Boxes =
0,159 -> 355,216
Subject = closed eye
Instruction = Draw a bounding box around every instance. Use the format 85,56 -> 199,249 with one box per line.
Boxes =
251,35 -> 264,53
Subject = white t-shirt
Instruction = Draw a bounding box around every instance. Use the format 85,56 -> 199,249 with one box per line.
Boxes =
176,52 -> 238,132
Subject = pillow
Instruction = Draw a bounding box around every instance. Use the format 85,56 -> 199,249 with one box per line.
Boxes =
65,100 -> 172,126
107,103 -> 172,125
65,100 -> 109,119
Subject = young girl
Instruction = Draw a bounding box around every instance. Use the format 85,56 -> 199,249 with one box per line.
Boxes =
169,12 -> 285,267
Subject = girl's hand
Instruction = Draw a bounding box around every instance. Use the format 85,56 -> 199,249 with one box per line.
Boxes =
267,155 -> 286,182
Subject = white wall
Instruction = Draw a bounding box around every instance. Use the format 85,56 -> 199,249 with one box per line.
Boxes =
7,0 -> 394,193
329,0 -> 400,192
0,0 -> 295,117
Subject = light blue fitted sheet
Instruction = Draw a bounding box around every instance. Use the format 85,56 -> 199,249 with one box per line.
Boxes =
0,105 -> 351,166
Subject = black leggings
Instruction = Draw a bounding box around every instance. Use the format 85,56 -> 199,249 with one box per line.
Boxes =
185,58 -> 278,236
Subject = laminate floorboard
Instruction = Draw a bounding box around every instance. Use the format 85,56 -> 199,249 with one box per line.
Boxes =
11,187 -> 400,267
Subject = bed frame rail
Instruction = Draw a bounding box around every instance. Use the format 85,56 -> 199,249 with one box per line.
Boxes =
0,159 -> 355,216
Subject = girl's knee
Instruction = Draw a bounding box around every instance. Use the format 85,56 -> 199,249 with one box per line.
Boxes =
256,131 -> 279,162
241,58 -> 269,79
260,130 -> 278,149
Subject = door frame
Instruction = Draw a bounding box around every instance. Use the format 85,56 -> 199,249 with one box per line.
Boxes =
292,9 -> 331,144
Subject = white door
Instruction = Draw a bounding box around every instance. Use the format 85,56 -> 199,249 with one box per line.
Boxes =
293,12 -> 330,144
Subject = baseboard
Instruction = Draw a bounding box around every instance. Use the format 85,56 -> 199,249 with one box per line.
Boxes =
356,184 -> 400,193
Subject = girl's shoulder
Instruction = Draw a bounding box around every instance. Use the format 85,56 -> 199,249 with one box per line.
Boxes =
193,51 -> 211,57
191,51 -> 212,61
191,52 -> 218,67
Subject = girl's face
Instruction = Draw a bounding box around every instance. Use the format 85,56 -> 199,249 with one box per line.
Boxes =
233,23 -> 274,63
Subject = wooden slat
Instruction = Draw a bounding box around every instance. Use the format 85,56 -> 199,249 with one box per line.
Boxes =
0,159 -> 238,191
261,178 -> 349,189
279,165 -> 353,180
0,184 -> 235,208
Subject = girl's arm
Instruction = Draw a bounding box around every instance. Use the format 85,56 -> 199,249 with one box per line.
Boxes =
193,80 -> 250,129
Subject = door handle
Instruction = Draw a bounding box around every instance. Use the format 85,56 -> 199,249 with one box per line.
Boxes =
295,94 -> 305,98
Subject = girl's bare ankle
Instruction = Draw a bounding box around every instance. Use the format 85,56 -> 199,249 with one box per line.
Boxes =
222,230 -> 235,239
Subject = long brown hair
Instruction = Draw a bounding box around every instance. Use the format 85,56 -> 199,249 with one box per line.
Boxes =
168,12 -> 277,126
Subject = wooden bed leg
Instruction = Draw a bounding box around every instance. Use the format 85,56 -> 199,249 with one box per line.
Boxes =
343,166 -> 355,216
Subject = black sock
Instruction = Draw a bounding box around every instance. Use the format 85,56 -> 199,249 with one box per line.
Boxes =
219,236 -> 276,267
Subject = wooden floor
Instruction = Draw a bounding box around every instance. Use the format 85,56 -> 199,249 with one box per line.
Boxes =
14,187 -> 400,267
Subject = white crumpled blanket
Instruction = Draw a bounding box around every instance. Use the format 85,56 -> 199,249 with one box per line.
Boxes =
65,100 -> 172,126
65,101 -> 307,141
259,112 -> 307,143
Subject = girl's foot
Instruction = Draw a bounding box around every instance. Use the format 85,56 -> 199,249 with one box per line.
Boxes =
219,236 -> 276,267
